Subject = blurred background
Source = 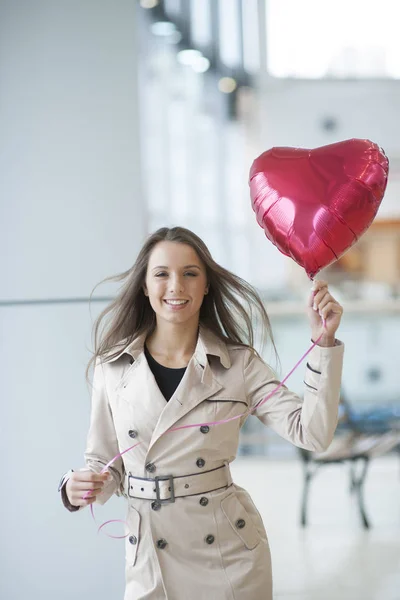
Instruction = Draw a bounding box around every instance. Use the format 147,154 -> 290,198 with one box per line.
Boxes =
1,1 -> 399,599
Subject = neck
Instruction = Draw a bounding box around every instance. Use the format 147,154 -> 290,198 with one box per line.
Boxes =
146,319 -> 200,365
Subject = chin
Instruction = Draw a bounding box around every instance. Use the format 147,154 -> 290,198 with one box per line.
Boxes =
160,310 -> 199,326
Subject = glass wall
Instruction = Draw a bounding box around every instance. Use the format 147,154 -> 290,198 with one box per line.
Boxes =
266,0 -> 400,79
137,0 -> 283,289
137,1 -> 400,457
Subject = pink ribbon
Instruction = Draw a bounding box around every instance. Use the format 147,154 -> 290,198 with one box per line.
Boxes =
85,329 -> 326,537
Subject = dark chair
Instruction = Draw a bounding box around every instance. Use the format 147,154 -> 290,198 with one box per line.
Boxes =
298,397 -> 400,529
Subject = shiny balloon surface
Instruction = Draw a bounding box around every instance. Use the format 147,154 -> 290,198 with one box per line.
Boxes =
249,139 -> 389,278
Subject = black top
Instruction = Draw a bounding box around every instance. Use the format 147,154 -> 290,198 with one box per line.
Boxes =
144,345 -> 186,402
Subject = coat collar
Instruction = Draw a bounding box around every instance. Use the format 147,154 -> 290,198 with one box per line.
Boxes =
105,325 -> 232,369
195,325 -> 231,369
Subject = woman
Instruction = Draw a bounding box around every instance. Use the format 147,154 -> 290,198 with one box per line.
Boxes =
59,226 -> 344,600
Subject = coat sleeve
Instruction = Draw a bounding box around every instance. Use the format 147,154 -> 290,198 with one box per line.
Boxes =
243,342 -> 344,452
84,360 -> 125,505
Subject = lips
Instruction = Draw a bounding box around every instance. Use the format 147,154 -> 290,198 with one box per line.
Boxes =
163,299 -> 189,306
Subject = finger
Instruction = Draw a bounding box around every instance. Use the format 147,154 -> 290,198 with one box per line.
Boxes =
308,286 -> 326,307
72,471 -> 110,484
309,281 -> 328,307
72,496 -> 97,507
82,497 -> 96,505
311,288 -> 330,310
317,293 -> 336,313
81,489 -> 100,499
77,489 -> 100,502
70,482 -> 104,493
320,301 -> 343,320
308,289 -> 315,308
76,470 -> 110,482
70,477 -> 105,489
312,279 -> 328,293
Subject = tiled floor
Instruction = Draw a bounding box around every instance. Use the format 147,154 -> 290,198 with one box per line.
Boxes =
231,454 -> 400,600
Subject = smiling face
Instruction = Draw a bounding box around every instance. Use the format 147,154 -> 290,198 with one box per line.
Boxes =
144,241 -> 209,328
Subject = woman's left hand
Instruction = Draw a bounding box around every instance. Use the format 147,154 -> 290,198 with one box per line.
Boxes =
307,280 -> 343,347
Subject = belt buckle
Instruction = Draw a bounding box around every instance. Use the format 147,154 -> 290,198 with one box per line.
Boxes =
154,475 -> 175,504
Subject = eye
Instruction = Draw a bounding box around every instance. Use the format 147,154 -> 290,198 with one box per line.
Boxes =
155,271 -> 168,277
184,271 -> 198,277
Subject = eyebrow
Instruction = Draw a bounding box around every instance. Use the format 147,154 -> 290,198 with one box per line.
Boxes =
151,265 -> 202,271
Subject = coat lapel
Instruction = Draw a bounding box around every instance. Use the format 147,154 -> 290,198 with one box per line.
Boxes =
147,325 -> 231,452
134,356 -> 169,420
147,357 -> 223,452
109,326 -> 231,454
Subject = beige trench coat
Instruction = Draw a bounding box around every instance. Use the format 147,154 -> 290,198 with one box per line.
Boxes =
79,326 -> 344,600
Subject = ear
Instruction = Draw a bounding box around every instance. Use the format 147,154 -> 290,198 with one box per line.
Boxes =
204,286 -> 209,295
143,286 -> 148,297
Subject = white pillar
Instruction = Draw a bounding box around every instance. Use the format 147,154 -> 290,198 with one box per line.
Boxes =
0,2 -> 145,598
0,0 -> 146,300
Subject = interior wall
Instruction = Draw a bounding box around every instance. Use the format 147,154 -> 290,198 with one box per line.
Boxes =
0,2 -> 145,598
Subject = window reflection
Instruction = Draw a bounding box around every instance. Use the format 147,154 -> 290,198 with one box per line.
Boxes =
218,0 -> 241,69
267,0 -> 400,79
242,0 -> 260,74
164,0 -> 181,18
190,0 -> 212,47
139,2 -> 285,286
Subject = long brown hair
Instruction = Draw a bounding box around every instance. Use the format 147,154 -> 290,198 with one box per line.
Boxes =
87,226 -> 277,377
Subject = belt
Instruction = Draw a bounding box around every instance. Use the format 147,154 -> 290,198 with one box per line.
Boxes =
125,464 -> 232,504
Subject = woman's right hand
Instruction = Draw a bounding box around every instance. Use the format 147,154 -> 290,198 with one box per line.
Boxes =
65,470 -> 111,507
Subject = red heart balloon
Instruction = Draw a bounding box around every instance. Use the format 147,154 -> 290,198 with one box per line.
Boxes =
249,139 -> 389,279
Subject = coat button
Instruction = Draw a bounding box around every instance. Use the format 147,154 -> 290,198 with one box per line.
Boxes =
200,425 -> 210,434
128,429 -> 138,439
196,458 -> 205,468
199,497 -> 209,507
128,535 -> 137,545
205,534 -> 215,544
235,519 -> 246,529
145,462 -> 156,473
151,501 -> 161,511
157,539 -> 168,549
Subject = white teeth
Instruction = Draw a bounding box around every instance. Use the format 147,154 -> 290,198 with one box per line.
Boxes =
165,300 -> 188,305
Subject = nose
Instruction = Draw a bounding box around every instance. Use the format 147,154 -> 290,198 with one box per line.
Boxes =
169,274 -> 184,294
